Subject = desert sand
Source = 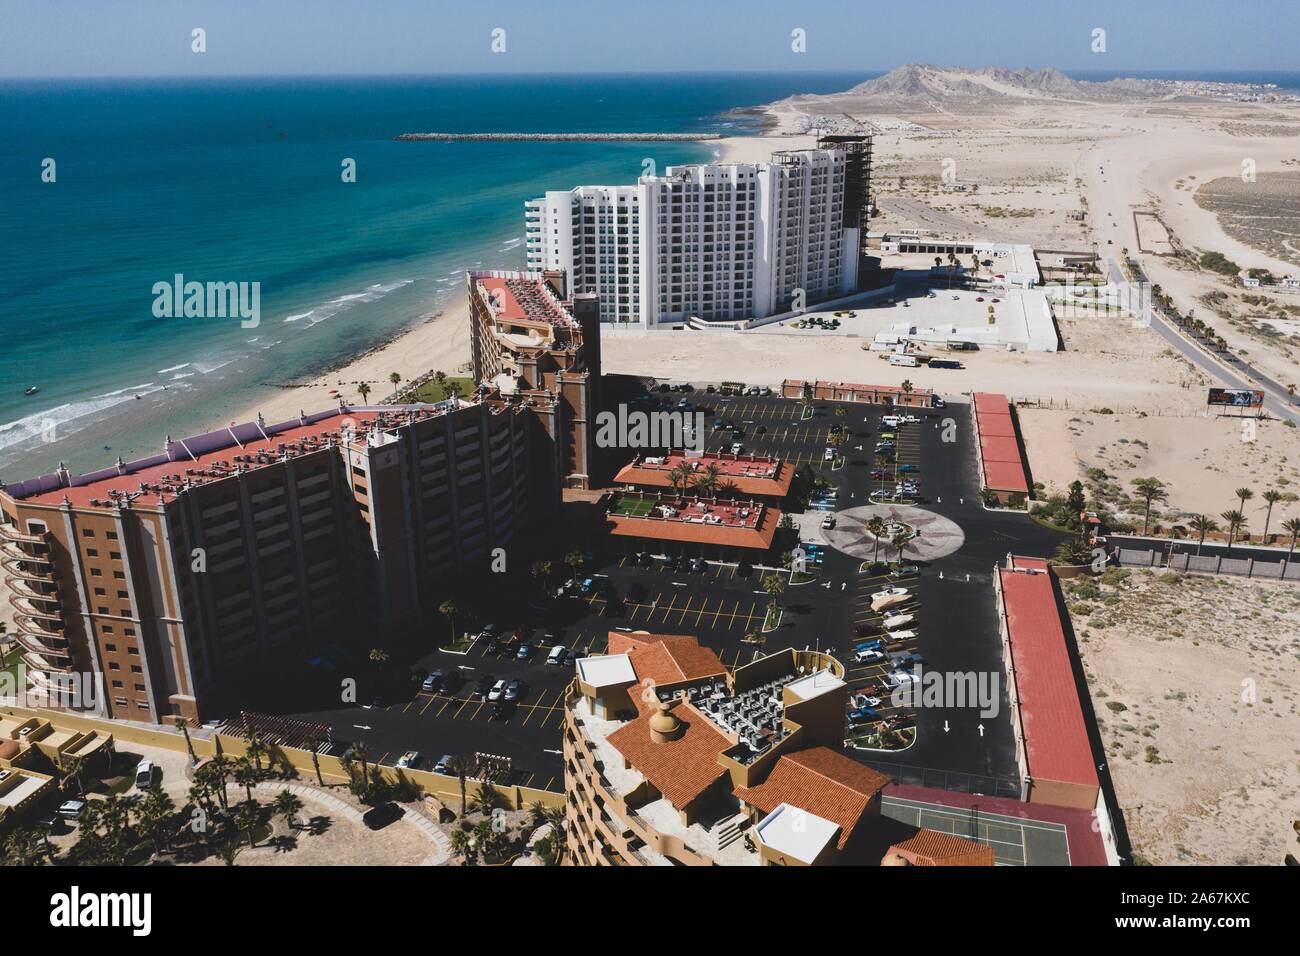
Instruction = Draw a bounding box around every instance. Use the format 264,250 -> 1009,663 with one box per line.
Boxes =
1067,568 -> 1300,865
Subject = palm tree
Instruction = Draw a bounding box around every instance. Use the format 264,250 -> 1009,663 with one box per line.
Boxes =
352,742 -> 370,786
438,600 -> 458,645
564,550 -> 584,585
1189,514 -> 1218,556
369,647 -> 390,676
174,716 -> 197,767
891,530 -> 914,563
356,382 -> 371,403
530,560 -> 553,595
668,462 -> 694,496
1281,517 -> 1300,575
234,800 -> 261,849
60,753 -> 87,798
866,517 -> 888,563
340,752 -> 356,787
1130,477 -> 1168,535
137,784 -> 176,857
449,827 -> 472,862
388,371 -> 401,391
233,758 -> 258,804
306,734 -> 325,787
273,789 -> 304,830
448,754 -> 471,817
1220,509 -> 1247,553
1235,487 -> 1254,513
1260,489 -> 1283,541
469,779 -> 499,816
692,463 -> 722,498
243,727 -> 268,774
445,381 -> 464,401
760,572 -> 785,614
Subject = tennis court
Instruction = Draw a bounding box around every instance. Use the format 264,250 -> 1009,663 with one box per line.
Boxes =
881,794 -> 1073,866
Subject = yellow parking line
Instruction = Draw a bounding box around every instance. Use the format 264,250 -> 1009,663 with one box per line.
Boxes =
675,596 -> 694,625
521,690 -> 554,726
419,695 -> 438,716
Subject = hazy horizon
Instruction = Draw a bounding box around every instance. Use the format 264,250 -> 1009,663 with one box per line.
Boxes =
3,0 -> 1297,78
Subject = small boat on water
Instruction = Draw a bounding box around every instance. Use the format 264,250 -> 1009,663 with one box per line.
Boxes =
24,386 -> 38,396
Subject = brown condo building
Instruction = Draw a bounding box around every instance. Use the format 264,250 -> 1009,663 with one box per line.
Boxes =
0,396 -> 559,724
468,269 -> 600,490
562,631 -> 994,866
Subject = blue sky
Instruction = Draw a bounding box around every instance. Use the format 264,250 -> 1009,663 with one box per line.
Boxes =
2,0 -> 1296,77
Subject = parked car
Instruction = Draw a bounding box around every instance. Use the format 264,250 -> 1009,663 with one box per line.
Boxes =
362,802 -> 404,831
57,799 -> 87,821
890,564 -> 920,580
422,670 -> 446,693
134,760 -> 155,789
580,577 -> 595,594
396,751 -> 421,769
855,638 -> 883,651
887,670 -> 920,685
503,679 -> 525,702
851,694 -> 882,708
547,645 -> 568,666
823,447 -> 835,461
848,706 -> 879,723
689,557 -> 706,573
433,754 -> 454,775
821,515 -> 836,530
472,675 -> 495,699
897,463 -> 919,474
488,679 -> 508,701
854,648 -> 885,663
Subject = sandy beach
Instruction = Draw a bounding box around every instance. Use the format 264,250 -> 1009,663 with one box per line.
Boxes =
234,288 -> 474,425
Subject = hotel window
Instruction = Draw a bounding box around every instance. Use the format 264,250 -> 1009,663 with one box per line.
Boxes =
107,531 -> 118,540
87,548 -> 98,557
83,528 -> 95,537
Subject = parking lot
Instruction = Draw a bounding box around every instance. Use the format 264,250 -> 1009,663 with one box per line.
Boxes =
287,387 -> 1066,797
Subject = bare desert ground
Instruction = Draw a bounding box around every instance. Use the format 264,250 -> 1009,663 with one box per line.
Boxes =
1066,568 -> 1300,865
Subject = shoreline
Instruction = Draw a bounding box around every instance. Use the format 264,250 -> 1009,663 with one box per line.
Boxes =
234,286 -> 475,425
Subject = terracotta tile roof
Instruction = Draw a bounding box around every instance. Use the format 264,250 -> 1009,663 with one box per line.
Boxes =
999,567 -> 1099,795
606,503 -> 781,551
614,455 -> 794,500
605,632 -> 726,706
733,746 -> 890,849
605,701 -> 731,810
887,828 -> 996,866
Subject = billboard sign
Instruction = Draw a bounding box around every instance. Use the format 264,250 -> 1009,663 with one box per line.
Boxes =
1207,388 -> 1264,408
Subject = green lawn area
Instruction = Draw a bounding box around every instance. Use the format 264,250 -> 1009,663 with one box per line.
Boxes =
0,642 -> 26,689
406,376 -> 475,403
612,497 -> 656,517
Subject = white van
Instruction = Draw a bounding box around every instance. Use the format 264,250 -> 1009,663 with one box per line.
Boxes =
888,354 -> 919,367
547,645 -> 568,667
134,760 -> 154,789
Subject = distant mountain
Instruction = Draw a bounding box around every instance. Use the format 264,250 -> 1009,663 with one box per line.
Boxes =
845,64 -> 1175,102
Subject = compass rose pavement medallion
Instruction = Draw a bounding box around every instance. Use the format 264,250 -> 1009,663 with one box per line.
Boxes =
821,504 -> 965,563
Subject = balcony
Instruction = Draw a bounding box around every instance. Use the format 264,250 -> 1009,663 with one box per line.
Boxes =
8,585 -> 63,623
11,604 -> 64,641
22,649 -> 75,676
12,629 -> 73,663
0,522 -> 46,545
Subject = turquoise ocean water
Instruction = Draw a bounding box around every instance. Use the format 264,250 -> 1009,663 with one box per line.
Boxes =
0,73 -> 865,476
3,70 -> 1297,477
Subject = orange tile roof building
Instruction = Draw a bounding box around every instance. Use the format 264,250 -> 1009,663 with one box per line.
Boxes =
972,393 -> 1031,502
884,828 -> 998,866
604,491 -> 783,558
782,379 -> 934,408
613,451 -> 794,505
468,269 -> 601,489
0,397 -> 560,723
563,631 -> 993,866
996,556 -> 1101,810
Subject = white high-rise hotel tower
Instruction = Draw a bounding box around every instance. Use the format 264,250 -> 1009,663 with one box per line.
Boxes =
525,138 -> 872,328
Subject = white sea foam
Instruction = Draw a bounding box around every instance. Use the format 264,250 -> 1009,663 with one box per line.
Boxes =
282,278 -> 415,326
157,363 -> 191,373
0,383 -> 168,453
